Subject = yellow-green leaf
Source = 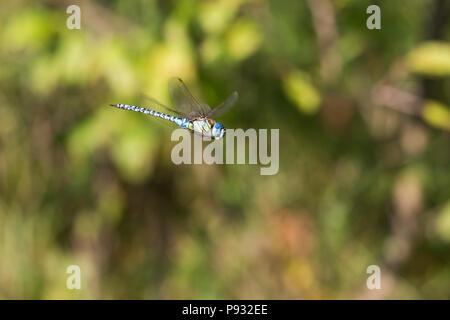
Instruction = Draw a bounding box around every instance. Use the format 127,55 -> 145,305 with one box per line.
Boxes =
225,19 -> 262,62
282,70 -> 321,114
407,42 -> 450,76
422,100 -> 450,130
434,202 -> 450,243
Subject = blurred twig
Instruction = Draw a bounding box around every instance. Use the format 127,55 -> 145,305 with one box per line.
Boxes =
306,0 -> 341,85
371,84 -> 422,117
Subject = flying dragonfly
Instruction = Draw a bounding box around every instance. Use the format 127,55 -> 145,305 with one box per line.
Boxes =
110,78 -> 238,139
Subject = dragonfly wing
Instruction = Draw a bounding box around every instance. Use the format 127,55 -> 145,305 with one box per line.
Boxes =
207,91 -> 238,118
139,93 -> 185,116
200,103 -> 212,115
168,77 -> 211,118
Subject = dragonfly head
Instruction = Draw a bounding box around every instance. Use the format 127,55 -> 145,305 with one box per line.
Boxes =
212,122 -> 226,139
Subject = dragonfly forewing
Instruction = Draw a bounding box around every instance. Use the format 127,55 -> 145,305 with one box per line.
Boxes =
168,77 -> 211,118
139,93 -> 184,116
208,91 -> 239,118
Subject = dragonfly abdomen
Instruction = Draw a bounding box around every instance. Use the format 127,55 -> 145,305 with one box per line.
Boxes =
110,104 -> 190,128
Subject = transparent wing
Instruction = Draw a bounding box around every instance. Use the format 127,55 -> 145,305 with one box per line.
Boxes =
207,91 -> 238,118
134,94 -> 183,130
168,77 -> 211,118
139,93 -> 185,116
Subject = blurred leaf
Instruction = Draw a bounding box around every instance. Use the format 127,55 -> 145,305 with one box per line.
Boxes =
200,37 -> 224,65
144,20 -> 196,96
29,34 -> 93,94
198,0 -> 241,35
225,19 -> 262,61
67,108 -> 158,184
1,8 -> 56,53
97,40 -> 138,96
434,202 -> 450,243
407,42 -> 450,76
29,55 -> 61,95
67,109 -> 115,161
110,123 -> 157,184
338,33 -> 366,65
422,100 -> 450,130
282,70 -> 321,114
60,35 -> 92,83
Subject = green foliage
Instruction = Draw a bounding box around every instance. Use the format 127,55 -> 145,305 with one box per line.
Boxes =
407,42 -> 450,77
282,70 -> 321,114
0,0 -> 449,299
422,100 -> 450,130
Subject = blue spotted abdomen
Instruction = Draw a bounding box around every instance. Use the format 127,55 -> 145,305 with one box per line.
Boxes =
111,103 -> 189,128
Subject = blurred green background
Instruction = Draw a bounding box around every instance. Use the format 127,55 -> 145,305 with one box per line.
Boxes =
0,0 -> 449,299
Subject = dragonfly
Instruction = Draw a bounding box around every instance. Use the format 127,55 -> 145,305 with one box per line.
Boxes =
110,78 -> 238,139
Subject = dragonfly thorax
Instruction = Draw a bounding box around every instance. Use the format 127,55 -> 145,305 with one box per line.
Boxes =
190,118 -> 226,139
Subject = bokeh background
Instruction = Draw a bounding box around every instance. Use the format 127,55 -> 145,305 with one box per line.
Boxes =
0,0 -> 449,299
